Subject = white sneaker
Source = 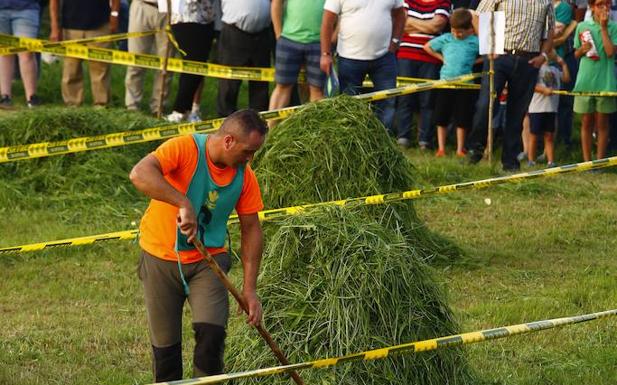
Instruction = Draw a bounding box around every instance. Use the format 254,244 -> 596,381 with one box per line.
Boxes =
165,111 -> 186,123
188,111 -> 202,123
397,137 -> 410,149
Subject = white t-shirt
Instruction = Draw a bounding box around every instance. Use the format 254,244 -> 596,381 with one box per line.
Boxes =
221,0 -> 271,33
529,64 -> 562,113
324,0 -> 405,60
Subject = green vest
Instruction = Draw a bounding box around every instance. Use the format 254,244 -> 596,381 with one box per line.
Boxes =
175,134 -> 245,251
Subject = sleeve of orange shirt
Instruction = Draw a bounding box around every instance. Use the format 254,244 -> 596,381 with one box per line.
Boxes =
236,165 -> 264,215
152,135 -> 197,176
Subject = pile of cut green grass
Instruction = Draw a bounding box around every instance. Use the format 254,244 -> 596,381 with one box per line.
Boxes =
253,96 -> 461,264
0,107 -> 160,225
226,207 -> 477,385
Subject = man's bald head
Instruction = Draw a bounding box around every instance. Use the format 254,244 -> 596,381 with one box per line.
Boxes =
219,109 -> 268,139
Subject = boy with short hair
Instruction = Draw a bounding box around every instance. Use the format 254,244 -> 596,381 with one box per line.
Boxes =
527,50 -> 571,167
423,8 -> 480,157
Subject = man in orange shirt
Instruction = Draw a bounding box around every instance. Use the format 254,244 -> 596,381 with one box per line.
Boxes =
129,109 -> 268,382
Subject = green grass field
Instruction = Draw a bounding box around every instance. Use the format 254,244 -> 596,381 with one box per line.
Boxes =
0,59 -> 616,385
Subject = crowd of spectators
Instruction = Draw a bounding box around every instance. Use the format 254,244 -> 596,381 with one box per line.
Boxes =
1,0 -> 617,171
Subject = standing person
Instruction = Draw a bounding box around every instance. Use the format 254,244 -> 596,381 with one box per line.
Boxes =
466,0 -> 555,171
166,0 -> 216,122
395,0 -> 451,149
0,0 -> 41,108
217,0 -> 272,117
527,51 -> 571,167
573,0 -> 617,161
49,0 -> 120,107
553,0 -> 578,147
129,109 -> 267,382
268,0 -> 325,120
424,7 -> 480,157
124,0 -> 171,116
320,0 -> 406,132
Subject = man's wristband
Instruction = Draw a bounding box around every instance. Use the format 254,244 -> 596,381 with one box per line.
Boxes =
541,52 -> 549,62
322,52 -> 331,56
110,11 -> 119,17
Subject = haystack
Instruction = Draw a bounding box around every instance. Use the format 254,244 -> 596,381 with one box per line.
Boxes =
253,96 -> 461,263
226,207 -> 475,385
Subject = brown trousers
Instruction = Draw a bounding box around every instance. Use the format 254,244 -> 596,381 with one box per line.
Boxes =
62,24 -> 112,106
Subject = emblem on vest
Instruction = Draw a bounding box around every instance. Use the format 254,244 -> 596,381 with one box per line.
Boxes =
207,190 -> 219,210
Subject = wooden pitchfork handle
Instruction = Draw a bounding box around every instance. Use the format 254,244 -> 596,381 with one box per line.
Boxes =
192,238 -> 306,385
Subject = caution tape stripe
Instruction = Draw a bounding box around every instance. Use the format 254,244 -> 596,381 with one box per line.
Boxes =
151,309 -> 617,385
0,74 -> 479,163
1,155 -> 614,255
0,30 -> 159,55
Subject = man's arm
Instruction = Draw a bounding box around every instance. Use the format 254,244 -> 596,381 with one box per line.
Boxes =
110,0 -> 121,33
271,0 -> 284,39
49,0 -> 61,41
390,6 -> 406,52
320,9 -> 338,74
529,28 -> 555,68
129,154 -> 197,242
404,14 -> 448,35
238,213 -> 264,326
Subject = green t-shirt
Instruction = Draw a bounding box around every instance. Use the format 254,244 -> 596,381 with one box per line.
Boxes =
573,20 -> 617,92
554,1 -> 573,58
281,0 -> 325,44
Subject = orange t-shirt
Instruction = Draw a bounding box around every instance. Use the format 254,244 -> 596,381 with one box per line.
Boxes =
139,135 -> 264,263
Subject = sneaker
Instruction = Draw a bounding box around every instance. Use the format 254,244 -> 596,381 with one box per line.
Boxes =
27,94 -> 41,108
187,110 -> 202,123
537,153 -> 546,163
165,111 -> 186,123
418,141 -> 429,151
527,160 -> 536,167
466,149 -> 483,165
435,149 -> 446,157
396,137 -> 410,149
546,161 -> 557,168
516,151 -> 527,162
0,94 -> 12,109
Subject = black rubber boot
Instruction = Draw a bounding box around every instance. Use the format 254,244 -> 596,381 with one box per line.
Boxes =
152,342 -> 183,382
193,322 -> 226,376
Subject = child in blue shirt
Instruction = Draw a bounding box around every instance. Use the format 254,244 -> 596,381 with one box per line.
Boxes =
424,7 -> 480,157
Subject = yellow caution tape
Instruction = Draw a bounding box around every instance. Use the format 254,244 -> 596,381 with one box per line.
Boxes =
1,154 -> 614,255
0,33 -> 277,82
553,90 -> 617,97
149,308 -> 617,385
0,30 -> 160,56
0,74 -> 480,163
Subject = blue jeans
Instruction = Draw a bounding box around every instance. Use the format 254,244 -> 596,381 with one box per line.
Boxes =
0,8 -> 40,37
468,55 -> 539,170
557,50 -> 578,146
338,52 -> 397,131
395,59 -> 439,146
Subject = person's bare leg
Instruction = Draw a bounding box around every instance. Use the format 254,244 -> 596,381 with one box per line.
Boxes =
0,55 -> 15,97
17,52 -> 37,100
595,112 -> 609,159
456,127 -> 466,155
528,133 -> 538,163
268,83 -> 293,128
544,132 -> 554,164
436,125 -> 447,154
580,113 -> 594,161
522,114 -> 530,155
308,85 -> 323,102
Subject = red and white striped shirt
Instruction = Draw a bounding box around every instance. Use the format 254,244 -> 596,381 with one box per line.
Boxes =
398,0 -> 451,64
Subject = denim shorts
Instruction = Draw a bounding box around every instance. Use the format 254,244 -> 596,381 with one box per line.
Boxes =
275,36 -> 325,87
0,8 -> 40,37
